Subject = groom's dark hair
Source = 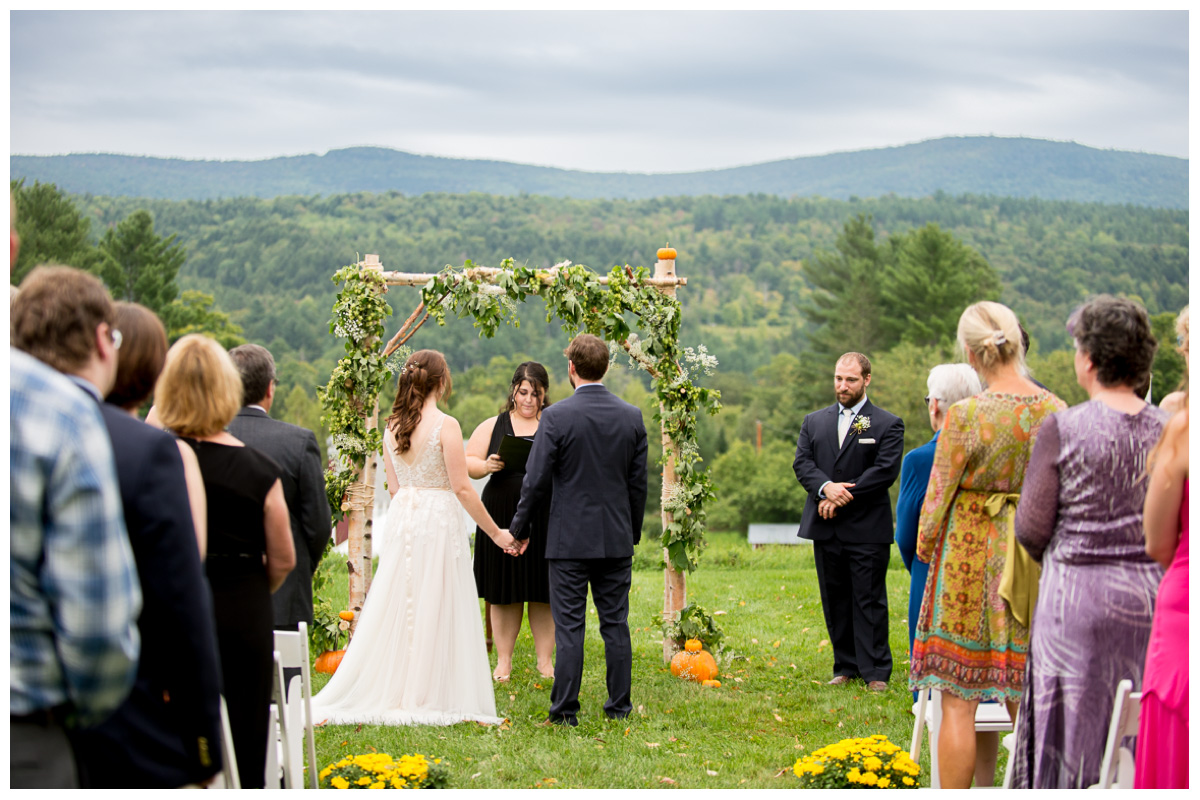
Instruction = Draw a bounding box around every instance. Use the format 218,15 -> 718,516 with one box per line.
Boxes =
566,334 -> 609,381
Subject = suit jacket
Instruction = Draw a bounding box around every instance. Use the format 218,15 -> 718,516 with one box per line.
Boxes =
73,398 -> 223,787
510,384 -> 648,559
793,398 -> 904,544
227,407 -> 330,628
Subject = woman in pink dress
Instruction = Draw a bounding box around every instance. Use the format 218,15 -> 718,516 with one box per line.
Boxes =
1135,310 -> 1189,789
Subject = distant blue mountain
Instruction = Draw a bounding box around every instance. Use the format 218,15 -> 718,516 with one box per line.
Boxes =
10,136 -> 1186,208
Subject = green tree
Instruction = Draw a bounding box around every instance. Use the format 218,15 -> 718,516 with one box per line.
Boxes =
96,209 -> 185,314
880,223 -> 1001,348
1149,310 -> 1186,404
164,290 -> 245,347
10,179 -> 98,283
707,440 -> 806,534
800,214 -> 886,362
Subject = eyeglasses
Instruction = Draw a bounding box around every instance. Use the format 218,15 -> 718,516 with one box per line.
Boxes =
110,328 -> 122,350
924,395 -> 936,405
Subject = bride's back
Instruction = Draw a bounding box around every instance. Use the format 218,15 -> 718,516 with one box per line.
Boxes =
385,350 -> 454,491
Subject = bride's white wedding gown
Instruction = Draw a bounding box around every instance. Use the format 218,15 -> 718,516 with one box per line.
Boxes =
309,414 -> 503,726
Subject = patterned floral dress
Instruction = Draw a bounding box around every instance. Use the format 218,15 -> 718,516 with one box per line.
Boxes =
910,390 -> 1066,702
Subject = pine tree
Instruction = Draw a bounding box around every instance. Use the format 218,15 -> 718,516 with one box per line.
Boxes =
96,209 -> 185,315
10,179 -> 99,283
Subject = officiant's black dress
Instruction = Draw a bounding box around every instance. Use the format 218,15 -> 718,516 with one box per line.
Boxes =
473,412 -> 551,604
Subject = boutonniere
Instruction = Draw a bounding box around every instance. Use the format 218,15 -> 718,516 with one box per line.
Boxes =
850,415 -> 871,435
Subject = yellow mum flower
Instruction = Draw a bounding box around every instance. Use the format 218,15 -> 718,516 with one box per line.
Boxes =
878,777 -> 891,788
903,776 -> 915,786
369,782 -> 385,789
860,772 -> 879,786
357,776 -> 373,786
330,776 -> 350,789
863,756 -> 883,772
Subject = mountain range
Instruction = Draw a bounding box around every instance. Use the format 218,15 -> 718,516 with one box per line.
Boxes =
10,136 -> 1187,208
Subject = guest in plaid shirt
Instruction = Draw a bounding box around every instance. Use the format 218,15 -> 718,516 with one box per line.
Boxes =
10,260 -> 141,788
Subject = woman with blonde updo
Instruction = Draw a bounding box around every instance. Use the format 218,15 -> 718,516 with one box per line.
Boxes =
310,350 -> 515,727
909,301 -> 1066,789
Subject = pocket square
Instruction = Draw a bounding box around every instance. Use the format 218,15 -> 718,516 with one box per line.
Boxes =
858,438 -> 876,444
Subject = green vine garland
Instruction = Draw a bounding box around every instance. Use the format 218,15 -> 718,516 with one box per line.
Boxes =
319,264 -> 393,523
423,259 -> 721,572
319,258 -> 720,571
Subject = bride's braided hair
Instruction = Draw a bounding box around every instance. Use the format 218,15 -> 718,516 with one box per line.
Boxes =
387,349 -> 452,454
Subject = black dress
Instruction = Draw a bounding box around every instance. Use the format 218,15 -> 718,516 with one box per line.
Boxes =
183,439 -> 281,790
473,413 -> 551,605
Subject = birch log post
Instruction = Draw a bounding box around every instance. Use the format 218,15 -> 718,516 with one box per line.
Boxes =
657,252 -> 687,662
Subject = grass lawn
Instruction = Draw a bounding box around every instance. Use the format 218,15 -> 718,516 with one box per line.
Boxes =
307,531 -> 954,789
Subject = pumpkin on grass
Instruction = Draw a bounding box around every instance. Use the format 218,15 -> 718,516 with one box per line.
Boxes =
670,638 -> 719,682
315,649 -> 346,674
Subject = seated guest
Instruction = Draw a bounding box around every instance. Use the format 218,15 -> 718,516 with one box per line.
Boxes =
1009,295 -> 1167,789
107,301 -> 208,557
12,269 -> 224,788
155,334 -> 295,788
1136,310 -> 1189,789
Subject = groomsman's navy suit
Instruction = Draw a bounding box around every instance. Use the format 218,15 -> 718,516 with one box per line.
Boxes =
228,406 -> 330,631
793,397 -> 904,684
70,387 -> 224,787
510,383 -> 648,725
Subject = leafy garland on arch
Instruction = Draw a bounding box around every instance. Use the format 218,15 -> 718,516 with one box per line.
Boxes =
319,258 -> 720,572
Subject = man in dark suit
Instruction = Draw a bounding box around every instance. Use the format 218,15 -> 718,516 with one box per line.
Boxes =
793,352 -> 904,692
12,267 -> 223,787
227,344 -> 330,638
510,334 -> 648,726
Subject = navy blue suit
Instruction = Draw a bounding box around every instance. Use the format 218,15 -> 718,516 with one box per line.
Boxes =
793,398 -> 904,683
510,383 -> 648,723
71,393 -> 223,787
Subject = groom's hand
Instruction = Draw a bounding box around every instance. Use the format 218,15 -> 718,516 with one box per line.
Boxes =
824,482 -> 855,506
516,539 -> 529,556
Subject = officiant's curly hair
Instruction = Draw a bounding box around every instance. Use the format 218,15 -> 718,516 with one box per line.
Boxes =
388,349 -> 452,454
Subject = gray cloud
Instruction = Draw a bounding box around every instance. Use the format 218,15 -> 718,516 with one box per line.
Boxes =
10,10 -> 1188,171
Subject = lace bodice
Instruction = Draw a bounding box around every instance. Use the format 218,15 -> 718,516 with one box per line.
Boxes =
387,414 -> 452,491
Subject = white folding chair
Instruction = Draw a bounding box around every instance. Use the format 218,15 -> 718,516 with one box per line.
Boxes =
274,621 -> 319,789
208,695 -> 241,789
1088,680 -> 1141,790
910,688 -> 1013,789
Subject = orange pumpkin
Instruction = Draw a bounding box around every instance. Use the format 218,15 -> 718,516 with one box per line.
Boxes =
657,245 -> 677,261
701,679 -> 721,688
670,647 -> 719,682
314,649 -> 346,674
338,610 -> 355,621
685,638 -> 703,653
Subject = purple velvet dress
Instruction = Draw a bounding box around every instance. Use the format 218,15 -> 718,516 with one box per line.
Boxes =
1008,400 -> 1167,789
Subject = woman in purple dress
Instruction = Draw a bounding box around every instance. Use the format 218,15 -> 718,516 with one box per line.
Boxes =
1009,296 -> 1167,789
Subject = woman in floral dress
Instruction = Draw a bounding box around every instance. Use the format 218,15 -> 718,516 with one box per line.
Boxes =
910,301 -> 1066,789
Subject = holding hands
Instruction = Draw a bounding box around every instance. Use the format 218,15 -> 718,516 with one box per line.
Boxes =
494,529 -> 526,557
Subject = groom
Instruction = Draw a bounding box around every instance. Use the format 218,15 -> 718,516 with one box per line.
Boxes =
509,333 -> 648,726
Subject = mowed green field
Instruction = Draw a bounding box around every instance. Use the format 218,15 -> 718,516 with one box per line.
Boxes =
307,533 -> 954,789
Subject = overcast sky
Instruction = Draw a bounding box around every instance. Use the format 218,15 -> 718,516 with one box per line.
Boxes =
9,10 -> 1189,173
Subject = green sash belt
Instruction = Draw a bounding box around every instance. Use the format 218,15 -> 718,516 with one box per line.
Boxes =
985,492 -> 1040,629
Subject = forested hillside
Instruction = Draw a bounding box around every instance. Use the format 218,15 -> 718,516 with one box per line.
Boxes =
14,136 -> 1187,208
13,183 -> 1188,530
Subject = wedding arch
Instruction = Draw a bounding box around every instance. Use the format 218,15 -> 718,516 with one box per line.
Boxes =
319,253 -> 720,660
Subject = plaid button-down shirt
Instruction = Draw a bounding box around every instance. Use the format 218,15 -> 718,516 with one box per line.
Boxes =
10,349 -> 141,726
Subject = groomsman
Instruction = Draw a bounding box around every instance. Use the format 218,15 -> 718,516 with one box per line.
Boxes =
793,352 -> 904,691
510,334 -> 648,726
227,344 -> 330,636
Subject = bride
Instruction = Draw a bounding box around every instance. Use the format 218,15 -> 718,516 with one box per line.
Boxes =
309,350 -> 518,726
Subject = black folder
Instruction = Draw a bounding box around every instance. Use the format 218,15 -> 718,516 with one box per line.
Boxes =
497,434 -> 535,472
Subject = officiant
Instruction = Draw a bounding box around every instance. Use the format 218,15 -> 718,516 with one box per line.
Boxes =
466,362 -> 555,683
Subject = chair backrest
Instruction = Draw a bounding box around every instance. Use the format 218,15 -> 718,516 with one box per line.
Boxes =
211,695 -> 241,789
1093,680 -> 1141,790
273,622 -> 319,789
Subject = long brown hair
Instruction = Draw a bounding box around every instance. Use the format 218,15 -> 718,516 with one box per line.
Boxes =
387,349 -> 452,454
